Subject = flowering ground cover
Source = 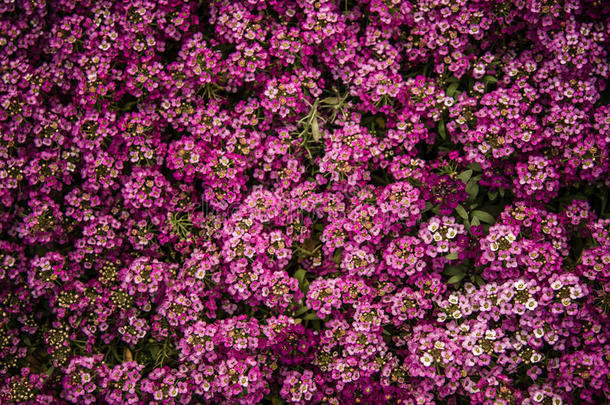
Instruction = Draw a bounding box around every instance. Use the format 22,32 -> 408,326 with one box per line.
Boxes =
1,0 -> 609,403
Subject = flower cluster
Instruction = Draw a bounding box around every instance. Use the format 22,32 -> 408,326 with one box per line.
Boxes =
0,0 -> 609,404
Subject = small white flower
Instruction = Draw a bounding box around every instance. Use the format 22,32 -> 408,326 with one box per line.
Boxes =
420,352 -> 433,367
531,352 -> 542,363
525,298 -> 538,310
533,392 -> 544,402
570,286 -> 584,299
472,345 -> 483,356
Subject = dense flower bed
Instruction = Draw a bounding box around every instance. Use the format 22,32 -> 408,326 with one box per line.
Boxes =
1,0 -> 609,403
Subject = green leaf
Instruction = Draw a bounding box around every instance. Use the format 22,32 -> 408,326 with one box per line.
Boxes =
445,251 -> 459,260
467,162 -> 482,172
321,97 -> 339,105
455,204 -> 468,220
332,248 -> 343,264
311,117 -> 320,141
444,265 -> 465,276
488,190 -> 498,201
446,82 -> 459,97
472,210 -> 495,224
304,313 -> 320,320
448,273 -> 466,284
294,269 -> 306,284
483,75 -> 498,84
457,170 -> 473,184
294,305 -> 309,316
149,346 -> 159,359
471,217 -> 481,226
438,117 -> 447,140
294,269 -> 309,293
313,223 -> 325,232
466,178 -> 479,200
